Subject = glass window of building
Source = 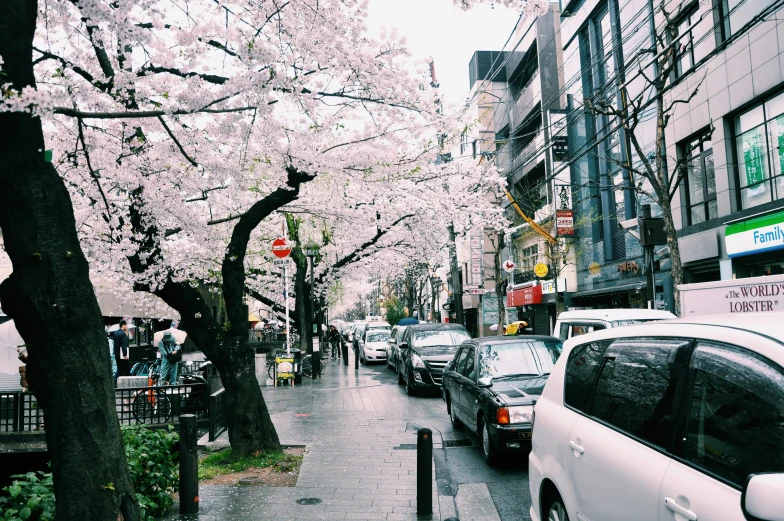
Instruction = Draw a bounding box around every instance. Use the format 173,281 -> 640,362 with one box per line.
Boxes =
674,6 -> 700,78
681,129 -> 716,224
735,92 -> 784,209
521,244 -> 539,271
720,0 -> 776,39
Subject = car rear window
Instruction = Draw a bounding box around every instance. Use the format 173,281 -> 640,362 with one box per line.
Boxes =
412,329 -> 470,348
366,331 -> 390,343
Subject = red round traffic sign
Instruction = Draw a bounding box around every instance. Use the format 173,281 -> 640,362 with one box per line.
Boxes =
272,238 -> 292,258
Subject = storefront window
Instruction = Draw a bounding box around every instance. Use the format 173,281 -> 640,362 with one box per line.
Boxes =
735,92 -> 784,210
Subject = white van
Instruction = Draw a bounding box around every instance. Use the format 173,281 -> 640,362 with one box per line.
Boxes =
554,309 -> 675,341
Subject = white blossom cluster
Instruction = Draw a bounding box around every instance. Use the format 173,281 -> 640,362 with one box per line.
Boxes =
2,0 -> 512,305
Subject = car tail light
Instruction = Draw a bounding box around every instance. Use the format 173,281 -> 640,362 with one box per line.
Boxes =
497,407 -> 510,425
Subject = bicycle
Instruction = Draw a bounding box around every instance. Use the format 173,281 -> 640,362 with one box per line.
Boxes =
131,359 -> 172,423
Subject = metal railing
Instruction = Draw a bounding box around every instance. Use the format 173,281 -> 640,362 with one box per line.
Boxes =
1,383 -> 208,433
208,388 -> 228,441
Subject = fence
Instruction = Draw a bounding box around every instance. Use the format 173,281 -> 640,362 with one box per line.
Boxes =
208,388 -> 228,441
0,383 -> 208,433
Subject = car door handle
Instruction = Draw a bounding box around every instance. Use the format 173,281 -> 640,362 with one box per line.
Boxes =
568,440 -> 584,454
664,497 -> 697,521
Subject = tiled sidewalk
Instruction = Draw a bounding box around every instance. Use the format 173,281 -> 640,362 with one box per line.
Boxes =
166,353 -> 450,520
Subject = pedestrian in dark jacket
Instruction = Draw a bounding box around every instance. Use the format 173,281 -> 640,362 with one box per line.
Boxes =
112,320 -> 130,384
328,326 -> 341,359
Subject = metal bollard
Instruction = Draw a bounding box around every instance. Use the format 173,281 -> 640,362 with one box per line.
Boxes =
354,345 -> 359,369
179,414 -> 199,515
342,341 -> 349,366
417,428 -> 433,515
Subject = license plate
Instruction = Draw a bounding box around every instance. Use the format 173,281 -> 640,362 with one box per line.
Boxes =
518,432 -> 532,439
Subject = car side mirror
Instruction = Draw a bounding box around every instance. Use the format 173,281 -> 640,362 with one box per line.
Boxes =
399,342 -> 408,351
743,473 -> 784,521
478,376 -> 493,388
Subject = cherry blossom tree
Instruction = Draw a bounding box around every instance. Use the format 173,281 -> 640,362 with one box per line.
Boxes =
0,0 -> 538,518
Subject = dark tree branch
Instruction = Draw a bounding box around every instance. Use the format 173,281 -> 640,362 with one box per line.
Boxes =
157,115 -> 199,167
53,105 -> 256,118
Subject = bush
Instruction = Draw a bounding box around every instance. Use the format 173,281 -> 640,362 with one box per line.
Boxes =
0,471 -> 55,521
123,425 -> 180,520
0,425 -> 179,521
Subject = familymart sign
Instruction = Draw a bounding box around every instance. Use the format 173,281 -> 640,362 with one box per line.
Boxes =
725,210 -> 784,258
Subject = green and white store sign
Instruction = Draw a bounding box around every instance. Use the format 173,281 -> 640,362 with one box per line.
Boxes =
725,209 -> 784,258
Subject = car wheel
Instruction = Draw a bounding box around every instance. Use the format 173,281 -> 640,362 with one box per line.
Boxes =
398,364 -> 405,385
406,373 -> 416,396
448,398 -> 463,430
545,495 -> 569,521
480,416 -> 499,466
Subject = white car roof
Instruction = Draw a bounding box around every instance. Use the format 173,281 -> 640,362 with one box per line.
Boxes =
562,312 -> 784,366
556,309 -> 676,321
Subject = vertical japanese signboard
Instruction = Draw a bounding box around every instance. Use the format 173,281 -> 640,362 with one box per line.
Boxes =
741,127 -> 766,194
469,230 -> 483,287
555,184 -> 575,237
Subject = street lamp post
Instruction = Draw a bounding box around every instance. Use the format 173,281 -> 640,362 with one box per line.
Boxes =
304,241 -> 320,379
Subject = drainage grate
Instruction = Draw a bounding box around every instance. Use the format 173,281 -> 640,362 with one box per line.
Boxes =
296,498 -> 323,505
442,439 -> 473,448
393,443 -> 417,450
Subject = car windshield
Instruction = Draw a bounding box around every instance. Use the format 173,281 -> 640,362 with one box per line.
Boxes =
366,331 -> 390,343
611,319 -> 666,327
411,329 -> 470,348
478,340 -> 563,379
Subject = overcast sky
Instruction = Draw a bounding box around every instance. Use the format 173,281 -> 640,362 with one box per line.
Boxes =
366,0 -> 519,104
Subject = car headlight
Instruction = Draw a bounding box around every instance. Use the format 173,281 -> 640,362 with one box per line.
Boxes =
508,405 -> 534,424
411,354 -> 426,369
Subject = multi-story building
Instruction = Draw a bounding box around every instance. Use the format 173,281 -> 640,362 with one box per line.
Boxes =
560,0 -> 784,313
558,0 -> 676,310
665,0 -> 784,282
491,5 -> 577,335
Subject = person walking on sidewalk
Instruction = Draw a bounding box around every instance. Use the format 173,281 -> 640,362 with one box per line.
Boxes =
112,320 -> 130,384
328,325 -> 341,359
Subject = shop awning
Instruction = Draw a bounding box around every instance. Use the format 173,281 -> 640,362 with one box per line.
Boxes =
573,282 -> 644,298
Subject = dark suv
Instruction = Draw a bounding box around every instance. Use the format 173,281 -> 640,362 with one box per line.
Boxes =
397,324 -> 470,395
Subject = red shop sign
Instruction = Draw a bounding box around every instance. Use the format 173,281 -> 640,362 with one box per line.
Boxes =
507,285 -> 543,307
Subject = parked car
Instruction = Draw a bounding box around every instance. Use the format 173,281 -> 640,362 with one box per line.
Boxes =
442,336 -> 562,465
386,324 -> 409,371
529,312 -> 784,521
348,321 -> 365,345
397,324 -> 470,395
359,328 -> 391,364
553,309 -> 675,341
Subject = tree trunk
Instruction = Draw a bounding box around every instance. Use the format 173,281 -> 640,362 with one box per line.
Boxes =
493,231 -> 507,336
129,169 -> 313,457
659,195 -> 683,313
286,216 -> 313,354
149,278 -> 282,455
0,3 -> 140,519
294,256 -> 313,354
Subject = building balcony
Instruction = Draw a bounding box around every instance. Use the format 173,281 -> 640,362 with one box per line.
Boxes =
510,71 -> 541,132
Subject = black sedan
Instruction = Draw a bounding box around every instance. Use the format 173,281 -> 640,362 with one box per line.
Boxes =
397,323 -> 471,396
441,335 -> 562,465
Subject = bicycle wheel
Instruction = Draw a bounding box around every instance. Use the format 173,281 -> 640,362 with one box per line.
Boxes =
267,361 -> 275,380
133,390 -> 172,423
130,362 -> 148,376
301,356 -> 313,377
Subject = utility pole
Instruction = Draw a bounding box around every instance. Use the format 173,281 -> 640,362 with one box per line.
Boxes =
448,224 -> 464,325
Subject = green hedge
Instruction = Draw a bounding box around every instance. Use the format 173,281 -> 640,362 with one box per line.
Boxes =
0,425 -> 179,521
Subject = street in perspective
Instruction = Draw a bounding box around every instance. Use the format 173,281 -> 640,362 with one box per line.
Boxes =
2,0 -> 784,520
